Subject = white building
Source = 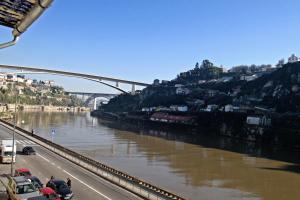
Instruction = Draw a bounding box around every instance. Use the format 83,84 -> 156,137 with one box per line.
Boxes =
205,105 -> 218,112
17,77 -> 25,83
224,104 -> 234,112
6,74 -> 16,82
25,79 -> 33,86
0,73 -> 6,81
240,74 -> 258,82
288,54 -> 300,63
176,87 -> 191,95
170,105 -> 188,112
44,80 -> 55,86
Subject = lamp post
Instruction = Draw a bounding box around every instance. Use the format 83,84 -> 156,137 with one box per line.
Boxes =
10,83 -> 18,176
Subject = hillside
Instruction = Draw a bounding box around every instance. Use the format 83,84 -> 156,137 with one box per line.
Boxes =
240,62 -> 300,112
101,61 -> 300,113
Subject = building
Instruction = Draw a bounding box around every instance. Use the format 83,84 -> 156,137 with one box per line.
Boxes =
44,80 -> 55,87
16,75 -> 25,83
6,74 -> 15,82
176,87 -> 191,95
0,73 -> 6,81
24,79 -> 33,86
240,74 -> 258,82
205,105 -> 219,112
288,54 -> 300,63
224,104 -> 234,112
153,79 -> 160,86
170,105 -> 188,112
246,116 -> 271,126
174,84 -> 184,88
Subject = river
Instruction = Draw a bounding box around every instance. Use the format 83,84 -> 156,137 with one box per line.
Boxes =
16,111 -> 300,200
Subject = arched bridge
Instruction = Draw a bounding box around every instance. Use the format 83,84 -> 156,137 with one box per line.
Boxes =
65,91 -> 118,108
0,64 -> 150,94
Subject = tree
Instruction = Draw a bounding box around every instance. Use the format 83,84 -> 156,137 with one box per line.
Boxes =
195,62 -> 200,69
201,60 -> 213,69
276,59 -> 285,68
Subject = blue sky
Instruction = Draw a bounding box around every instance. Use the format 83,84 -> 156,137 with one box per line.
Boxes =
0,0 -> 300,93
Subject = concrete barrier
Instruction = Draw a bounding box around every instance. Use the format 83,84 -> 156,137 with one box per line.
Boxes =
0,119 -> 186,200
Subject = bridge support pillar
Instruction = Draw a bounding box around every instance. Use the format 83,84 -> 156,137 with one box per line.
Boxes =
116,81 -> 119,87
131,84 -> 136,95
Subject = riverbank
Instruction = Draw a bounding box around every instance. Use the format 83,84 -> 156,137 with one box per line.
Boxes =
6,104 -> 91,112
91,110 -> 300,149
0,104 -> 90,120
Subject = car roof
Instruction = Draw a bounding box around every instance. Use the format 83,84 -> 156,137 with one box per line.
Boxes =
40,187 -> 55,194
29,176 -> 39,180
16,168 -> 30,172
52,179 -> 65,184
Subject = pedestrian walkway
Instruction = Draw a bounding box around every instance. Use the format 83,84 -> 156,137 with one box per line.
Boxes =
15,140 -> 38,146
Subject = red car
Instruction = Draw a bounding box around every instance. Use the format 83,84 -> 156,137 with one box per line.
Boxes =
40,187 -> 61,200
15,168 -> 32,177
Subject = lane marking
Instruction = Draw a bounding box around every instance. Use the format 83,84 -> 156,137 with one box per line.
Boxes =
37,153 -> 112,200
24,140 -> 31,144
63,169 -> 112,200
37,153 -> 50,163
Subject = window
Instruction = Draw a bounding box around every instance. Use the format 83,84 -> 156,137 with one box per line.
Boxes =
16,184 -> 36,194
4,151 -> 13,156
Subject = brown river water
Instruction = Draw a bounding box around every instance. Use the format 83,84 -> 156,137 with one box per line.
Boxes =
16,111 -> 300,200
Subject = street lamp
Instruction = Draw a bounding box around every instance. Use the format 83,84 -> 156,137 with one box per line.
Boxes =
10,83 -> 18,176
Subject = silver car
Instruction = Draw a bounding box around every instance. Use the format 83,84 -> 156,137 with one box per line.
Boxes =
7,176 -> 40,200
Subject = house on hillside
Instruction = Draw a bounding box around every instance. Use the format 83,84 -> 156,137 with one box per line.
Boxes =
6,74 -> 16,82
16,75 -> 25,83
240,74 -> 258,82
288,54 -> 300,63
176,87 -> 191,95
25,79 -> 33,86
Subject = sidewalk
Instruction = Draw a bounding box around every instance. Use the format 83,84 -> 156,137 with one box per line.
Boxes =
0,164 -> 10,199
0,175 -> 8,199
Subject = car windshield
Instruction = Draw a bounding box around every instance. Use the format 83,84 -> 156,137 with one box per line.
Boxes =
20,171 -> 31,176
32,181 -> 40,188
4,151 -> 13,156
16,183 -> 36,194
58,182 -> 68,189
27,147 -> 34,151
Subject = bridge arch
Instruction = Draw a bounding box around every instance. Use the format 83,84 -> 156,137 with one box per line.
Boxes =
1,64 -> 149,94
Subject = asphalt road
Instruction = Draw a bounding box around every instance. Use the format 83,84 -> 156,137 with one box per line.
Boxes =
0,124 -> 142,200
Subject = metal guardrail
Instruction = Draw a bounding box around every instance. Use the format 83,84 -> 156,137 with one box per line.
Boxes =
0,119 -> 186,200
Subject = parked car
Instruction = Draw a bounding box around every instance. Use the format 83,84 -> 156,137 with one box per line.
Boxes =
7,176 -> 40,200
23,146 -> 36,155
28,176 -> 43,189
40,187 -> 61,200
46,179 -> 73,200
15,168 -> 32,177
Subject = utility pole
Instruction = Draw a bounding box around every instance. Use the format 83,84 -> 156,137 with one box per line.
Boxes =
11,83 -> 18,176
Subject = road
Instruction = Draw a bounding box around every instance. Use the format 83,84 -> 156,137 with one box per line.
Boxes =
0,124 -> 142,200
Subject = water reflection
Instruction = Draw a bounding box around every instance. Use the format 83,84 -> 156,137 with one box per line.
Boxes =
16,111 -> 300,200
